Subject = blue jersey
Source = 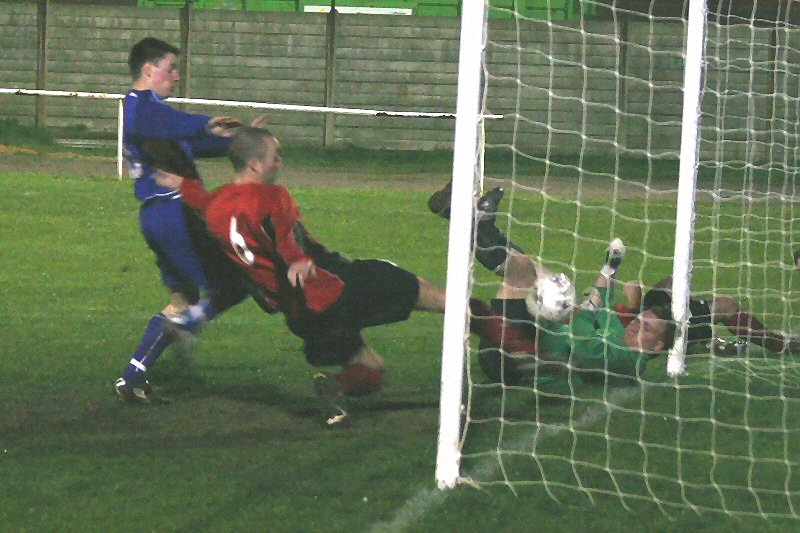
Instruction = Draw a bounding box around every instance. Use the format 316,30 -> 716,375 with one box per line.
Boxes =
123,89 -> 230,202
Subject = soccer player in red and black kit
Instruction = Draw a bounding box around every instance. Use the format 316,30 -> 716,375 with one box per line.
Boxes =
155,126 -> 536,425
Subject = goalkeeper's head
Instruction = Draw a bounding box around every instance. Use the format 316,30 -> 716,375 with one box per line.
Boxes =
642,276 -> 712,344
228,127 -> 284,185
623,305 -> 675,355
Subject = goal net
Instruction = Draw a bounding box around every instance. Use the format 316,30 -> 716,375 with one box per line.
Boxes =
437,0 -> 800,519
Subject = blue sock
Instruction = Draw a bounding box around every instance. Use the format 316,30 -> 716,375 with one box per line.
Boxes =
123,313 -> 173,383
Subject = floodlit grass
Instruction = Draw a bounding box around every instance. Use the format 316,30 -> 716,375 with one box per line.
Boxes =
1,165 -> 799,531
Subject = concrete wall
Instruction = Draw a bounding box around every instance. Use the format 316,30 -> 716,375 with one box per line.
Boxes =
1,2 -> 40,124
1,1 -> 797,160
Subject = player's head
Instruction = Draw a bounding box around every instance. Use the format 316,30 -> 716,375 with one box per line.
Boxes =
623,305 -> 675,354
229,126 -> 284,184
129,38 -> 180,97
643,277 -> 713,345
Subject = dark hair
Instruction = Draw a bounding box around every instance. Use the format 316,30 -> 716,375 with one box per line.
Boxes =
128,38 -> 179,79
643,276 -> 713,343
228,126 -> 276,172
647,305 -> 676,352
643,276 -> 672,309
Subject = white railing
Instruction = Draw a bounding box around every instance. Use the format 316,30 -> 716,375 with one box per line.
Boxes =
1,87 -> 501,179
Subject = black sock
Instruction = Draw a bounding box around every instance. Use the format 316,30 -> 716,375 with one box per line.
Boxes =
474,220 -> 524,272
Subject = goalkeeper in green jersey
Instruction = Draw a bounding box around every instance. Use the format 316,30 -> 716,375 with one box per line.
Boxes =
432,186 -> 675,389
616,276 -> 799,357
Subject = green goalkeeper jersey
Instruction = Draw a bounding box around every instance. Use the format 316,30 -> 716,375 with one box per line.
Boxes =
534,286 -> 653,394
569,286 -> 652,382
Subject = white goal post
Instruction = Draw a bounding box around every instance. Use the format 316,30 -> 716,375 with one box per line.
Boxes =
435,0 -> 489,490
667,0 -> 708,378
435,0 -> 800,521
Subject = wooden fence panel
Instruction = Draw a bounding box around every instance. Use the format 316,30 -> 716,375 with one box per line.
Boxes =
0,2 -> 791,160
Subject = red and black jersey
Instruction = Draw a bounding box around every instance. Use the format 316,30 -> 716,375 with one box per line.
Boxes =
180,179 -> 344,314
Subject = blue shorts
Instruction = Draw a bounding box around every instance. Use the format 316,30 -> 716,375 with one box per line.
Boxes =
139,198 -> 248,312
140,197 -> 208,294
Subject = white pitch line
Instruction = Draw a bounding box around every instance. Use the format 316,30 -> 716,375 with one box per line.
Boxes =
367,387 -> 639,532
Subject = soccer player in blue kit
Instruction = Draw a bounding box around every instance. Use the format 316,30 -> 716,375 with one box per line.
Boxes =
114,37 -> 250,404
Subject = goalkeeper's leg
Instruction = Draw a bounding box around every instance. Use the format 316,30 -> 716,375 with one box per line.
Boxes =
712,295 -> 796,354
475,216 -> 527,275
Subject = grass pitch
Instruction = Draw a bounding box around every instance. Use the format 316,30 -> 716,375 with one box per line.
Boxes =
1,152 -> 799,531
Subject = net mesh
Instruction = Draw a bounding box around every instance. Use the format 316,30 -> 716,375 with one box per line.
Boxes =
456,0 -> 800,519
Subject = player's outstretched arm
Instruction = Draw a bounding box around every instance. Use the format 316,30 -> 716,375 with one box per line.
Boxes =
582,238 -> 626,311
623,280 -> 643,309
206,116 -> 243,137
153,170 -> 211,212
596,238 -> 625,288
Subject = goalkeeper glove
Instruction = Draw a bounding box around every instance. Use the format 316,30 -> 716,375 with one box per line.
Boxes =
600,238 -> 626,279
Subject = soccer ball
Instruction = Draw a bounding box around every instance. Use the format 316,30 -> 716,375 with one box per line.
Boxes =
525,272 -> 576,323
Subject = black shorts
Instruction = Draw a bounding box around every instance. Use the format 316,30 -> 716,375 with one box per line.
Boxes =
286,259 -> 420,366
477,299 -> 536,385
688,298 -> 713,343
